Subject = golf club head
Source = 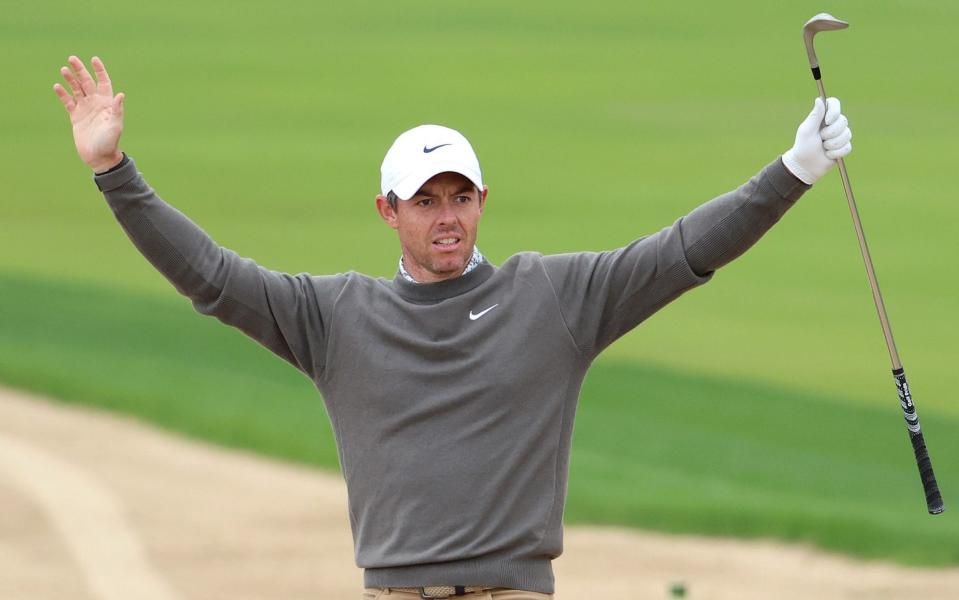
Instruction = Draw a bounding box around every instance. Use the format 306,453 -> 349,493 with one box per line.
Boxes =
803,13 -> 849,69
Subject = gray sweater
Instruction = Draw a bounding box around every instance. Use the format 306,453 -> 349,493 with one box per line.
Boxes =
95,157 -> 808,593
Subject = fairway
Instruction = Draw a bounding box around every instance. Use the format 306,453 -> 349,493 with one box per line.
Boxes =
3,0 -> 957,569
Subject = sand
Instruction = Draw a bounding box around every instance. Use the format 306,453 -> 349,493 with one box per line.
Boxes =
2,385 -> 957,600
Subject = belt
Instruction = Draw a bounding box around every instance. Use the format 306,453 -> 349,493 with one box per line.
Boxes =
390,586 -> 495,598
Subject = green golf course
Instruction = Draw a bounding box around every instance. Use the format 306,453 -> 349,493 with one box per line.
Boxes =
3,1 -> 957,565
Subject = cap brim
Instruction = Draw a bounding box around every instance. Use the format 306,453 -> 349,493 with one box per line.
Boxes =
392,161 -> 483,200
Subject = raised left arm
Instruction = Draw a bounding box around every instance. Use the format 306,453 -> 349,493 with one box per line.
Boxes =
541,98 -> 852,355
683,96 -> 852,275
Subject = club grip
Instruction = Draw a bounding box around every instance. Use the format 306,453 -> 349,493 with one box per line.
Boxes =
894,368 -> 945,514
910,430 -> 944,514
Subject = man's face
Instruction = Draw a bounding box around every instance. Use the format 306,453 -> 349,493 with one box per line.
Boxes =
376,171 -> 488,283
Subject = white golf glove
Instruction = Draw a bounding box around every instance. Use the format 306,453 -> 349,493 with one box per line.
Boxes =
782,97 -> 852,185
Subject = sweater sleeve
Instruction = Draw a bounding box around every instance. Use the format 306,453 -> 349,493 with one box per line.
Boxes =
94,158 -> 344,378
542,157 -> 810,357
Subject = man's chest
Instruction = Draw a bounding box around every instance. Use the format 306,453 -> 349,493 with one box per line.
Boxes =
321,276 -> 581,403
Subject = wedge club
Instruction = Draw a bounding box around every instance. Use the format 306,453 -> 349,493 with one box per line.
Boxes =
803,12 -> 944,514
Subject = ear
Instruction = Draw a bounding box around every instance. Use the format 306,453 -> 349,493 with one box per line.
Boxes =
375,195 -> 399,230
478,185 -> 489,214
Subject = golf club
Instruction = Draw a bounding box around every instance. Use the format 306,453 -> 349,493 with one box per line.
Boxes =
802,12 -> 944,515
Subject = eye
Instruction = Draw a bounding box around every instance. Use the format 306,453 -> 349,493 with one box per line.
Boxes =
416,198 -> 433,207
456,195 -> 471,203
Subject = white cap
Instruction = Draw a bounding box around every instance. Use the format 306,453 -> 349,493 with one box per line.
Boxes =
380,124 -> 483,200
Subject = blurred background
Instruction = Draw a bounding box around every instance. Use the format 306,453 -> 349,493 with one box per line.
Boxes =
2,0 -> 957,568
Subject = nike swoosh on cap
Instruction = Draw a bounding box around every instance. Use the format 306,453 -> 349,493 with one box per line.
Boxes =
423,143 -> 452,153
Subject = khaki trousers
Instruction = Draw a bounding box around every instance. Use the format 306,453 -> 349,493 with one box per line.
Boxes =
362,588 -> 554,600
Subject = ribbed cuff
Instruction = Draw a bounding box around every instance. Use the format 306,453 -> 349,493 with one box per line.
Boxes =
94,156 -> 139,192
779,152 -> 817,188
95,152 -> 129,175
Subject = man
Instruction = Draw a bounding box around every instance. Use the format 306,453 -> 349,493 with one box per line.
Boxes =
54,56 -> 851,599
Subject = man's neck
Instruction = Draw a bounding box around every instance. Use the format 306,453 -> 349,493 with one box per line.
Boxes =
399,247 -> 484,284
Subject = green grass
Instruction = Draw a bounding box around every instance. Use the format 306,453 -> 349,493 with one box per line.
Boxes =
3,0 -> 958,566
2,272 -> 956,565
0,272 -> 335,467
568,361 -> 959,565
4,0 -> 956,409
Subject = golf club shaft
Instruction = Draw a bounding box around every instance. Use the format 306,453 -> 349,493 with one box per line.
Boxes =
811,72 -> 944,514
813,79 -> 900,369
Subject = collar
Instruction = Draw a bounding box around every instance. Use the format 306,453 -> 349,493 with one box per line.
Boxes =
398,246 -> 485,284
392,259 -> 495,304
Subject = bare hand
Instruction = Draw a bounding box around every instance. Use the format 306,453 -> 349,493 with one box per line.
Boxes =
53,56 -> 125,173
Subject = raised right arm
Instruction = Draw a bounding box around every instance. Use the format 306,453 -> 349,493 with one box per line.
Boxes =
94,160 -> 341,377
55,56 -> 341,377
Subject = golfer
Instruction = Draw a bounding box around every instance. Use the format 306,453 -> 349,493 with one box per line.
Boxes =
54,56 -> 851,600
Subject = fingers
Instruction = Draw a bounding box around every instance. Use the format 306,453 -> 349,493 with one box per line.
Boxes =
68,55 -> 97,96
825,141 -> 852,160
52,83 -> 76,113
824,97 -> 842,125
822,95 -> 852,160
823,126 -> 852,151
91,56 -> 113,96
820,95 -> 852,160
821,114 -> 849,140
801,97 -> 826,128
60,65 -> 84,98
812,96 -> 826,118
112,92 -> 125,117
56,55 -> 118,112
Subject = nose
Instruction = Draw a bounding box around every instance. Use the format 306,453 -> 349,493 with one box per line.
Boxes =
436,199 -> 458,226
